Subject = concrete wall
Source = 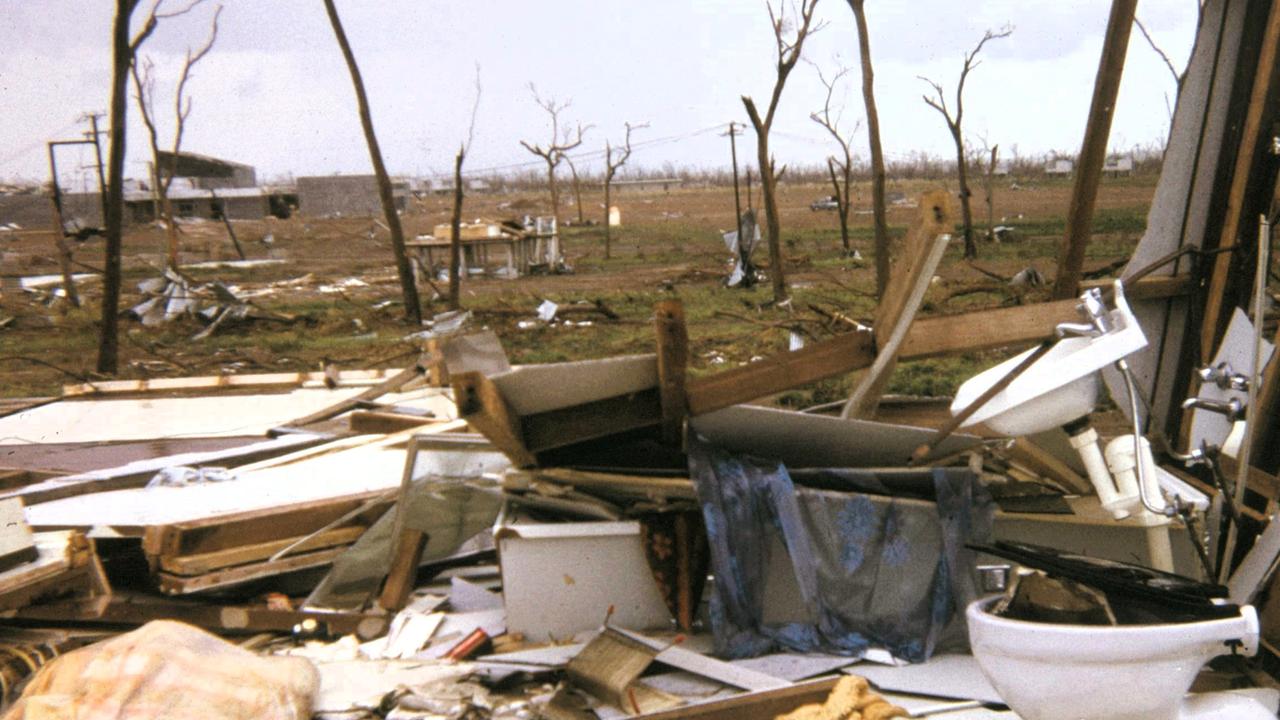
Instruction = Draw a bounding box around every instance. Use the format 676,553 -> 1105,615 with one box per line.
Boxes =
297,175 -> 408,217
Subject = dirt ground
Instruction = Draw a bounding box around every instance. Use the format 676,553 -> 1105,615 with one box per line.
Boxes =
0,175 -> 1156,401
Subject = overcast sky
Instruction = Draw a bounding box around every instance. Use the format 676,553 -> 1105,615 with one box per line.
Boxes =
0,1 -> 1198,188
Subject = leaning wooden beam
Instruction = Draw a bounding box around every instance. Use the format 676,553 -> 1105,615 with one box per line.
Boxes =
635,677 -> 839,720
655,300 -> 690,445
1051,0 -> 1139,299
1199,0 -> 1280,362
843,191 -> 953,419
277,354 -> 432,431
895,299 -> 1080,360
1251,326 -> 1280,472
452,371 -> 537,467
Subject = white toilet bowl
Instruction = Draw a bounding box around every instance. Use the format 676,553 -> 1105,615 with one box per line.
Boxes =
966,597 -> 1260,720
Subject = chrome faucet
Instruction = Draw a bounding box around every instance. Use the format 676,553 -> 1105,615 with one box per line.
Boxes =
1181,396 -> 1246,422
1197,362 -> 1251,392
1055,288 -> 1114,339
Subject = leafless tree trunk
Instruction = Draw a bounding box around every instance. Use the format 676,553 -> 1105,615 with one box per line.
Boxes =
980,141 -> 999,240
603,122 -> 644,259
323,0 -> 421,324
448,67 -> 481,312
130,4 -> 220,269
848,0 -> 890,298
564,155 -> 585,225
919,26 -> 1012,259
810,65 -> 860,256
100,0 -> 196,374
742,0 -> 823,304
520,85 -> 588,225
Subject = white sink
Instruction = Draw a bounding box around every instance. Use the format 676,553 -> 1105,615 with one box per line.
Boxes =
952,281 -> 1148,436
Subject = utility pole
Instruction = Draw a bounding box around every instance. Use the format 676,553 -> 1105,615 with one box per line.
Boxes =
722,122 -> 744,245
83,113 -> 109,228
745,167 -> 753,212
46,139 -> 99,307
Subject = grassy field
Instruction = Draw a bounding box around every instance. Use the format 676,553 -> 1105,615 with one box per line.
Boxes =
0,174 -> 1155,403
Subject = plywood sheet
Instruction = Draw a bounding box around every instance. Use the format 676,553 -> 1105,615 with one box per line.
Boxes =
491,354 -> 657,416
0,386 -> 455,445
24,434 -> 410,530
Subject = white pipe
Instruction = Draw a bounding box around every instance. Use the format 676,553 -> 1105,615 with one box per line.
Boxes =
1105,434 -> 1164,515
1069,426 -> 1130,519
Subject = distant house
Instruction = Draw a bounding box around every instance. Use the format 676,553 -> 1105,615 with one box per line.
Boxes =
1103,155 -> 1134,176
1045,158 -> 1074,176
992,159 -> 1014,176
297,175 -> 409,217
156,150 -> 257,190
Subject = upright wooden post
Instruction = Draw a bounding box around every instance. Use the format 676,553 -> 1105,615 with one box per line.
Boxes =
45,144 -> 80,308
1051,0 -> 1139,300
654,300 -> 689,446
1198,0 -> 1280,362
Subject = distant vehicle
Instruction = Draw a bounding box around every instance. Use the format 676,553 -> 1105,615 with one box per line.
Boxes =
810,195 -> 839,211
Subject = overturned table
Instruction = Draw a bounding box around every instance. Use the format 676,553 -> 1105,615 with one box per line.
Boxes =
406,232 -> 557,280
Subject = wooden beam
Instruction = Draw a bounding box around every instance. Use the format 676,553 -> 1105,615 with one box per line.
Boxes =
898,299 -> 1080,360
452,371 -> 537,467
844,191 -> 953,418
348,410 -> 438,434
523,389 -> 663,454
1052,0 -> 1139,299
157,545 -> 347,595
654,300 -> 690,445
159,526 -> 366,576
378,528 -> 428,611
635,677 -> 839,720
1200,0 -> 1280,363
8,593 -> 390,639
60,367 -> 409,398
686,330 -> 875,417
280,355 -> 430,430
142,492 -> 391,560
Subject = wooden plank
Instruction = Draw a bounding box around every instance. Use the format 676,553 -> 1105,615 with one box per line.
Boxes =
61,367 -> 407,397
845,193 -> 952,419
634,677 -> 839,720
157,545 -> 347,594
520,468 -> 698,501
1052,0 -> 1138,299
686,330 -> 874,417
1007,437 -> 1092,495
897,299 -> 1082,360
143,492 -> 391,559
1200,0 -> 1280,362
159,526 -> 366,576
523,389 -> 663,454
379,528 -> 428,611
1251,325 -> 1280,473
654,300 -> 690,446
281,356 -> 430,429
6,593 -> 390,639
452,371 -> 537,467
348,410 -> 438,434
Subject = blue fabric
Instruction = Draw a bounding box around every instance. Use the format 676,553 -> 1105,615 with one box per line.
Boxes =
688,435 -> 994,662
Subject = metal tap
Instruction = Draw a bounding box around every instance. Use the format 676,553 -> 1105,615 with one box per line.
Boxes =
1055,287 -> 1114,338
1181,396 -> 1246,422
1196,362 -> 1250,392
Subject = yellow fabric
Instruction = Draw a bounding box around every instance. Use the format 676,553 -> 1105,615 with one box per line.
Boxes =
4,621 -> 317,720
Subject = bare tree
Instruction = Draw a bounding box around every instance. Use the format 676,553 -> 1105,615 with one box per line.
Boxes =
810,64 -> 860,256
448,66 -> 482,311
99,0 -> 205,374
1134,16 -> 1183,128
973,134 -> 999,241
847,0 -> 890,298
323,0 -> 421,324
919,26 -> 1012,259
519,85 -> 589,224
742,0 -> 823,303
130,4 -> 221,269
564,155 -> 586,226
603,122 -> 646,259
